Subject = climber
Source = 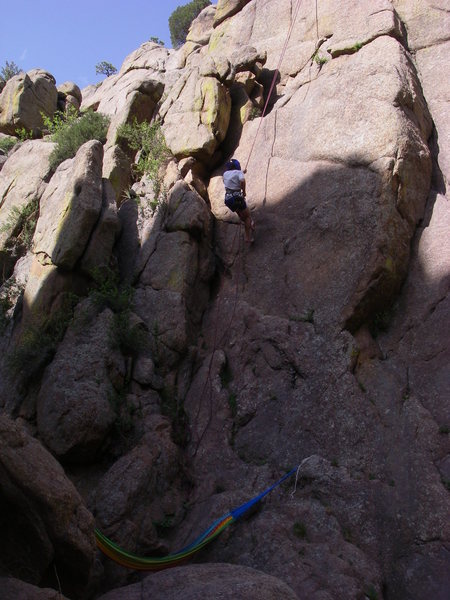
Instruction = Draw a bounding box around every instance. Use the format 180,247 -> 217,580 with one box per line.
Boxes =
223,158 -> 255,243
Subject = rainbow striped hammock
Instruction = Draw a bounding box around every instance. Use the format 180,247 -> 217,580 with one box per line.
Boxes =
95,466 -> 298,571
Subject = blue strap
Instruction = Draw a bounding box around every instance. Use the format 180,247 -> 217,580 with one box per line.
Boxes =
231,467 -> 298,520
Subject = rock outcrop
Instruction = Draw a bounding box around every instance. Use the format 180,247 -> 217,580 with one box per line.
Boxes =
133,180 -> 214,373
57,81 -> 82,112
0,578 -> 70,600
96,563 -> 299,600
0,415 -> 95,599
36,304 -> 124,462
0,140 -> 55,280
22,139 -> 119,329
0,69 -> 58,135
0,1 -> 448,600
33,140 -> 104,269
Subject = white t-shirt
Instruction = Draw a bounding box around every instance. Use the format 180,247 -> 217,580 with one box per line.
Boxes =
223,169 -> 244,191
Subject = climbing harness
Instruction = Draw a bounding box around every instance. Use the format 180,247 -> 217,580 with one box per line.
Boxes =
224,189 -> 247,212
95,466 -> 299,571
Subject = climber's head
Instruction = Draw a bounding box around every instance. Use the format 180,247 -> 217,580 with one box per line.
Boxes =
225,158 -> 241,171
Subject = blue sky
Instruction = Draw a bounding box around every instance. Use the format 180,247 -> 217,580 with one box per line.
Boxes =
0,0 -> 215,89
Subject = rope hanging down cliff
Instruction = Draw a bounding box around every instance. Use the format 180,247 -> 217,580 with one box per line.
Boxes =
96,0 -> 306,572
244,0 -> 303,172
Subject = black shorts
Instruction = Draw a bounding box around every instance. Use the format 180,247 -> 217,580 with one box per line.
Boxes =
224,191 -> 247,212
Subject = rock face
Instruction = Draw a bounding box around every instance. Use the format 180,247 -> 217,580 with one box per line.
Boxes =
0,69 -> 58,135
93,414 -> 186,588
0,578 -> 70,600
210,34 -> 431,333
0,415 -> 95,599
21,139 -> 119,328
81,45 -> 167,148
34,140 -> 104,269
96,563 -> 299,600
0,140 -> 55,279
133,180 -> 214,373
214,0 -> 252,28
0,2 -> 449,600
161,71 -> 231,160
36,304 -> 124,462
57,81 -> 82,112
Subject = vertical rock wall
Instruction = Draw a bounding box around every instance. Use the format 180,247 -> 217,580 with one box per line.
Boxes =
0,1 -> 448,599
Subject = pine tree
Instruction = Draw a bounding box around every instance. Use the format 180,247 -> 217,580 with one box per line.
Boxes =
0,61 -> 21,82
95,61 -> 117,78
168,0 -> 211,48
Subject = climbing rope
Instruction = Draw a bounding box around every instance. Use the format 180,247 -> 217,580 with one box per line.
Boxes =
244,0 -> 303,172
194,0 -> 307,455
95,466 -> 299,571
192,224 -> 243,455
96,0 -> 310,572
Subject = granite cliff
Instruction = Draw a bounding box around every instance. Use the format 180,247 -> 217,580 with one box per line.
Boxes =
0,1 -> 448,599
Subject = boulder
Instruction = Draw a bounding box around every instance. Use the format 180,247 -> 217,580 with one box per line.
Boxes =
93,415 -> 184,582
230,45 -> 267,73
21,256 -> 83,331
393,0 -> 450,51
139,230 -> 198,294
198,53 -> 232,82
96,563 -> 299,600
115,197 -> 143,283
415,40 -> 450,187
102,144 -> 132,203
162,72 -> 231,160
0,415 -> 95,597
33,139 -> 104,269
118,42 -> 171,77
0,140 -> 55,279
213,0 -> 253,28
165,179 -> 212,236
0,578 -> 70,600
57,81 -> 82,113
133,181 -> 214,370
134,286 -> 190,370
81,68 -> 165,150
36,303 -> 125,462
57,81 -> 82,105
187,5 -> 216,45
0,69 -> 58,135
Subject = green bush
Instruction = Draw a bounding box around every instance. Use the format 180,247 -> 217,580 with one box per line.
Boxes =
117,119 -> 171,208
89,267 -> 133,314
293,522 -> 308,539
0,198 -> 40,251
168,0 -> 211,48
0,295 -> 12,333
0,137 -> 17,154
89,268 -> 149,357
47,109 -> 110,170
149,37 -> 165,45
6,294 -> 79,385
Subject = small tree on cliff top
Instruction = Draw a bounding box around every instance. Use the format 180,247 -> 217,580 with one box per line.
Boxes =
0,60 -> 21,82
168,0 -> 211,48
95,61 -> 117,78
